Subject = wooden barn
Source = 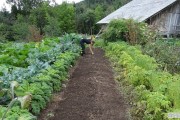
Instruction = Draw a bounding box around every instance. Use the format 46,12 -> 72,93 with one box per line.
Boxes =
97,0 -> 180,37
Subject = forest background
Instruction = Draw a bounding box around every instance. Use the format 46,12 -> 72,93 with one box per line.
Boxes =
0,0 -> 130,42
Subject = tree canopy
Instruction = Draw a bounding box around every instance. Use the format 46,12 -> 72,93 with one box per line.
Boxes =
0,0 -> 130,41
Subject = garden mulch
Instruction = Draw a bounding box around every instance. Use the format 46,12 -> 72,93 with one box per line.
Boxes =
38,48 -> 129,120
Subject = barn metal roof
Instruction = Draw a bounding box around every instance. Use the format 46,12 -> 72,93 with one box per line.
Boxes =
97,0 -> 177,24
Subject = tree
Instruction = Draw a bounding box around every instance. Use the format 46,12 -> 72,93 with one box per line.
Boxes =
43,15 -> 61,37
12,14 -> 29,41
83,9 -> 96,34
53,2 -> 76,34
29,2 -> 50,35
74,0 -> 130,34
94,5 -> 104,22
75,7 -> 98,34
0,23 -> 9,41
7,0 -> 42,15
0,10 -> 15,41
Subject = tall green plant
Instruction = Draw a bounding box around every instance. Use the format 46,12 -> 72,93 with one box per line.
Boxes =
102,19 -> 156,45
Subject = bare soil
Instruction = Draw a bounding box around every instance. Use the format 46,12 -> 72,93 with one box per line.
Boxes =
38,48 -> 128,120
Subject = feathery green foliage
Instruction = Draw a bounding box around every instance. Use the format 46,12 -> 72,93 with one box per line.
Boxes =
98,41 -> 180,119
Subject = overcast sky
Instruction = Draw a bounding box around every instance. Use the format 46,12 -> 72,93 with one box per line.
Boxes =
0,0 -> 83,11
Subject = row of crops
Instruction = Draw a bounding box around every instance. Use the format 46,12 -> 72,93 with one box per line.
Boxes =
0,34 -> 81,120
97,41 -> 180,120
142,39 -> 180,74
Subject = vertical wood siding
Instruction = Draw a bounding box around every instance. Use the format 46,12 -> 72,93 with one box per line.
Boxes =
147,1 -> 180,36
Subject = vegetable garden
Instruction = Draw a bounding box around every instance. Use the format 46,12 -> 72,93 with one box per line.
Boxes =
0,18 -> 180,120
0,34 -> 81,119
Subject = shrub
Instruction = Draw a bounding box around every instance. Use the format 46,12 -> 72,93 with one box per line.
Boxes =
27,25 -> 43,42
102,19 -> 156,45
43,16 -> 61,37
142,39 -> 180,73
12,22 -> 29,41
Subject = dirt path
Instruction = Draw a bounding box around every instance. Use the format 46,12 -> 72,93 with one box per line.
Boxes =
39,48 -> 128,120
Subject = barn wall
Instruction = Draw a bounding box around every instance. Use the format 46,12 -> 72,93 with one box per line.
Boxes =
146,1 -> 180,36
